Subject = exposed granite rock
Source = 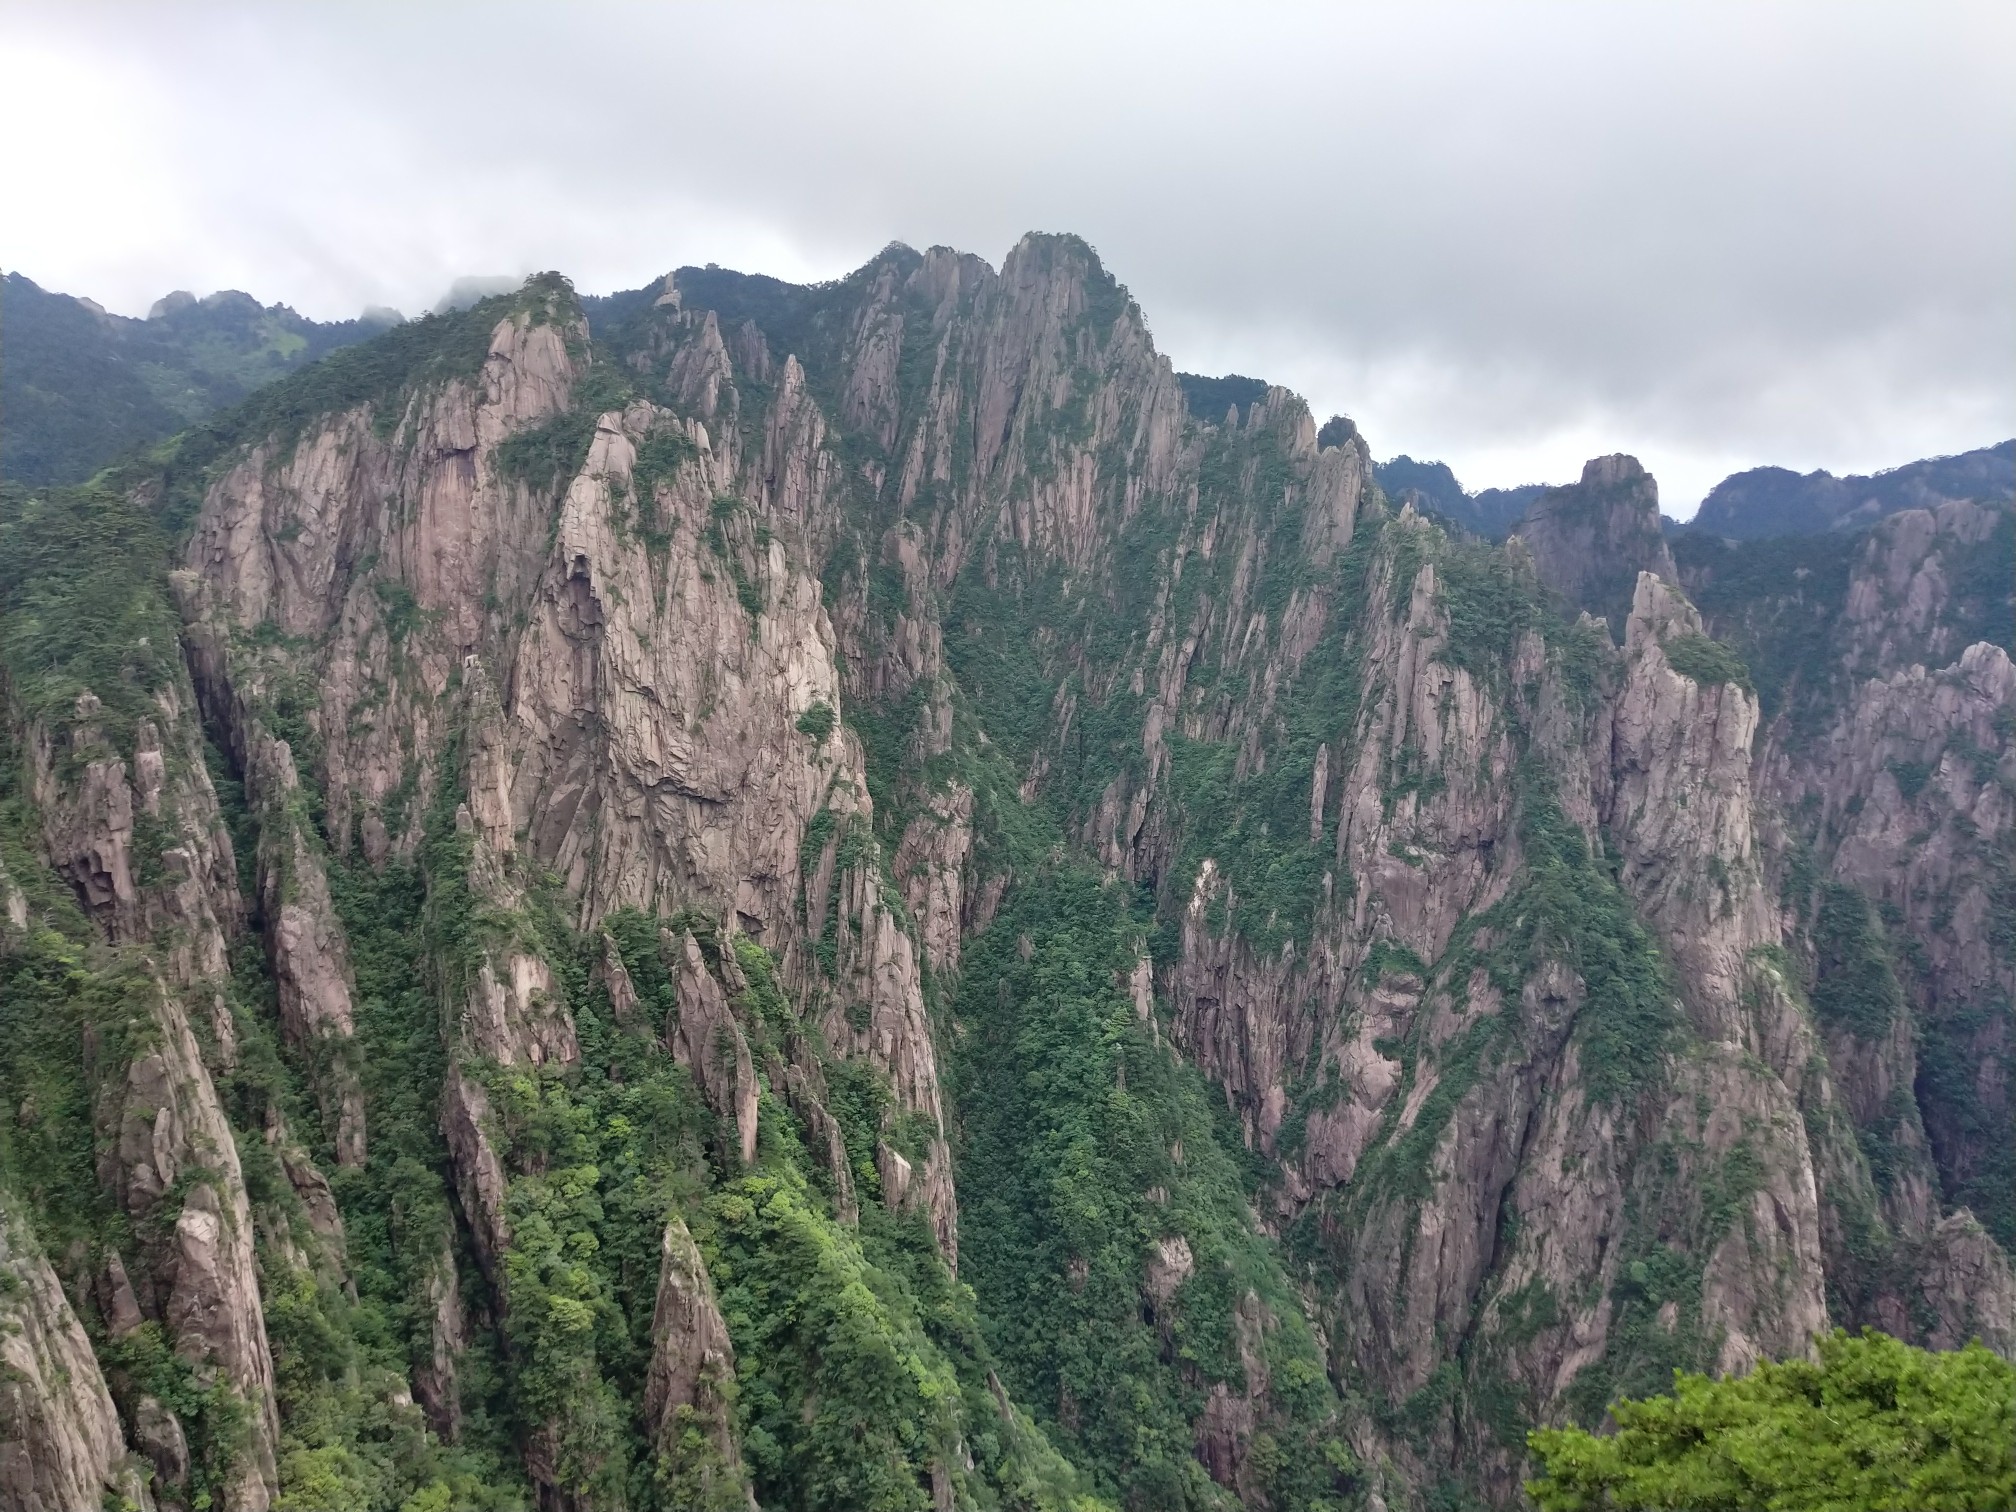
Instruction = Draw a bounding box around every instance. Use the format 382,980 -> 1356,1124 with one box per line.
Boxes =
1602,572 -> 1773,1043
1144,1235 -> 1194,1305
817,856 -> 959,1265
440,1066 -> 510,1283
95,977 -> 279,1509
1724,503 -> 2016,1347
777,1056 -> 859,1227
1192,1291 -> 1273,1500
410,1246 -> 466,1440
667,928 -> 760,1167
130,1396 -> 186,1499
1833,500 -> 2011,678
179,297 -> 580,868
37,235 -> 1991,1512
0,1196 -> 149,1512
1515,455 -> 1678,626
893,782 -> 974,977
11,669 -> 279,1511
643,1218 -> 755,1508
26,691 -> 241,1054
1127,520 -> 1852,1485
0,855 -> 27,932
1912,1211 -> 2016,1355
594,932 -> 641,1025
245,730 -> 365,1166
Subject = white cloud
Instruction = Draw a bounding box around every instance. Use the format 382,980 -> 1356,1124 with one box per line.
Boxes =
3,0 -> 2009,515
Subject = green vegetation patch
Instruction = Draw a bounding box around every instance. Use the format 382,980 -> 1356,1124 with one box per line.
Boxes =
952,866 -> 1353,1512
492,365 -> 638,495
212,275 -> 574,457
1508,771 -> 1680,1108
1436,538 -> 1541,678
1916,995 -> 2016,1250
0,482 -> 182,737
1660,631 -> 1754,692
1667,530 -> 1852,726
795,700 -> 836,742
1811,883 -> 1903,1040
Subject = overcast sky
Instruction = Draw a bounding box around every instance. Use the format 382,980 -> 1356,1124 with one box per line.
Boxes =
4,2 -> 2010,513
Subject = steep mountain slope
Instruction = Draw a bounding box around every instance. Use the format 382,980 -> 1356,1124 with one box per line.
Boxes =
1,237 -> 2010,1512
1677,506 -> 2016,1280
0,273 -> 392,487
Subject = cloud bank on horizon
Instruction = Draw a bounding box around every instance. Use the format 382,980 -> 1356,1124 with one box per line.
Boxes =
2,1 -> 2009,515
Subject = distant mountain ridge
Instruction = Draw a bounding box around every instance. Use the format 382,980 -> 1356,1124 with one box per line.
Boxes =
0,272 -> 394,486
10,266 -> 2003,550
1375,443 -> 2014,544
1688,441 -> 2015,539
1371,453 -> 1550,539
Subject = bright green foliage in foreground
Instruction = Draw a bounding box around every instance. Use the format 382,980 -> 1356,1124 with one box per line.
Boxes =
1528,1330 -> 2016,1512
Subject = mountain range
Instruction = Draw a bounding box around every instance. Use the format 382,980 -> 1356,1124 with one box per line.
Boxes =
0,273 -> 398,488
8,267 -> 2007,543
0,237 -> 2010,1512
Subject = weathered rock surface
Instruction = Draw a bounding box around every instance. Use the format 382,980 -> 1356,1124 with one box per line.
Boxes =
0,1196 -> 149,1512
668,928 -> 761,1166
246,730 -> 366,1165
1696,501 -> 2016,1341
1603,573 -> 1772,1038
1515,454 -> 1678,626
642,1217 -> 755,1508
893,782 -> 974,977
6,648 -> 279,1510
97,977 -> 281,1509
1912,1211 -> 2016,1355
26,689 -> 242,1062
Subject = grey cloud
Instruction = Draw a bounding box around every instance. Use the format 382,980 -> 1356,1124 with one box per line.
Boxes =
434,276 -> 528,315
2,0 -> 2009,513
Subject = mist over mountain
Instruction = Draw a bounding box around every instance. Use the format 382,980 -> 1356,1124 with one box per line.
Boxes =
0,242 -> 2010,1512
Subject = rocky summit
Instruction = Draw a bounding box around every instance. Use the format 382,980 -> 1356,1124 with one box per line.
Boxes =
1,235 -> 2010,1512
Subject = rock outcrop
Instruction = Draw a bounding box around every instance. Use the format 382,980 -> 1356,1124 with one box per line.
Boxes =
0,1197 -> 149,1512
246,730 -> 367,1165
1515,454 -> 1678,626
668,928 -> 761,1166
3,617 -> 281,1510
643,1218 -> 755,1508
98,977 -> 281,1509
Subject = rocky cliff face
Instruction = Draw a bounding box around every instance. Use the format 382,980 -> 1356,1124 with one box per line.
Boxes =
2,239 -> 2009,1512
0,1195 -> 151,1512
1677,498 -> 2016,1354
1513,454 -> 1678,628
